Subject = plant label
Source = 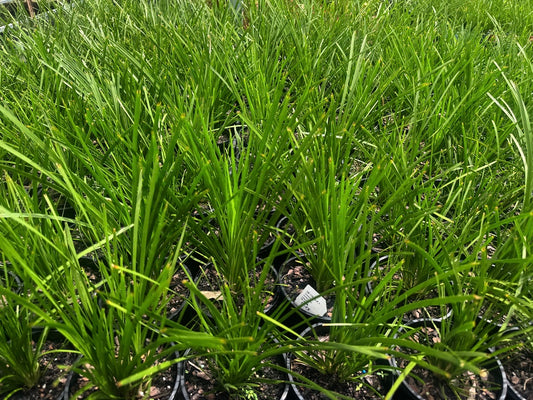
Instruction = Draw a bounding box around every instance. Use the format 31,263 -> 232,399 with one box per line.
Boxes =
200,290 -> 222,300
295,285 -> 327,316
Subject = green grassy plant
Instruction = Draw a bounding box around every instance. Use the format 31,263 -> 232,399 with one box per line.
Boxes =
387,211 -> 531,397
0,283 -> 52,399
171,248 -> 297,400
0,198 -> 222,399
0,0 -> 532,398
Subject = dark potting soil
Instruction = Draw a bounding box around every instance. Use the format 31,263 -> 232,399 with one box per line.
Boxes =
403,306 -> 449,321
80,259 -> 102,286
500,347 -> 533,400
401,294 -> 452,321
167,267 -> 190,317
280,262 -> 335,318
67,371 -> 98,399
183,355 -> 286,400
144,360 -> 179,400
477,306 -> 518,327
11,341 -> 77,400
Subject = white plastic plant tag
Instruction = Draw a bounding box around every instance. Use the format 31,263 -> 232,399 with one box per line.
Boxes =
200,290 -> 222,300
294,285 -> 327,316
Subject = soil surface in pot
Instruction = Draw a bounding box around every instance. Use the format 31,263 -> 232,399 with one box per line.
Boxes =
500,347 -> 533,400
403,305 -> 449,321
11,340 -> 77,400
183,354 -> 286,400
168,267 -> 190,318
79,256 -> 103,286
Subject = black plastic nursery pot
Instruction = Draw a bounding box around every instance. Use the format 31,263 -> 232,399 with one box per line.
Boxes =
387,318 -> 508,400
286,323 -> 389,400
496,327 -> 533,400
177,348 -> 290,400
263,266 -> 285,317
178,251 -> 207,281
